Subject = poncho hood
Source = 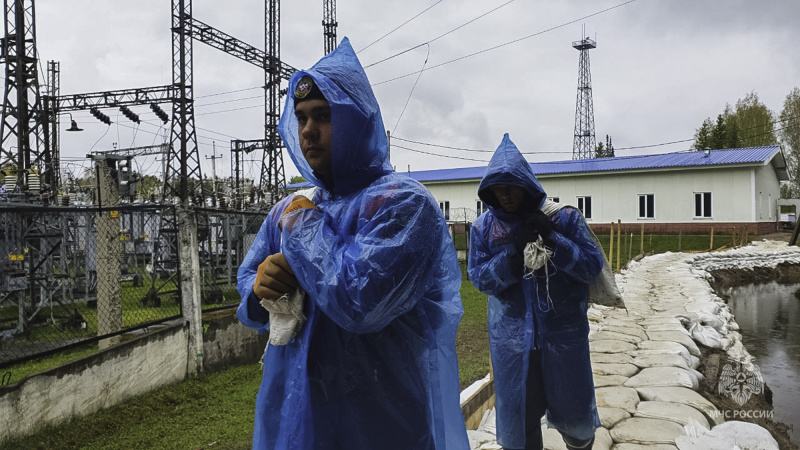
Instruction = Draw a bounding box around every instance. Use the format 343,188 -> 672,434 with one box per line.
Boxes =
279,37 -> 393,196
477,133 -> 546,212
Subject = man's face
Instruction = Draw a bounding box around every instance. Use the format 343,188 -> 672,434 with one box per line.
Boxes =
295,98 -> 332,176
490,185 -> 525,213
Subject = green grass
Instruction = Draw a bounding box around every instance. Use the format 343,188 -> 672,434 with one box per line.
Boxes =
1,343 -> 99,385
594,233 -> 735,271
0,363 -> 261,450
1,233 -> 751,447
456,262 -> 490,389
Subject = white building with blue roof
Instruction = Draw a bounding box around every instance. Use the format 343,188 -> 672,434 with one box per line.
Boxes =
408,146 -> 788,235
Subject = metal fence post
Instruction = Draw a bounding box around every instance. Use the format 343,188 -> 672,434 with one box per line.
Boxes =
178,206 -> 204,375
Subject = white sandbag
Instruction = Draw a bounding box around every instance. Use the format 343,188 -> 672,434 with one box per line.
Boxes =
595,386 -> 640,414
636,341 -> 693,366
624,367 -> 699,390
634,401 -> 710,428
609,417 -> 685,445
603,318 -> 644,329
587,307 -> 605,322
467,430 -> 496,450
601,324 -> 648,341
640,317 -> 683,327
593,363 -> 640,378
594,427 -> 613,450
611,444 -> 677,450
594,374 -> 630,387
592,352 -> 634,365
591,339 -> 638,354
591,330 -> 643,344
635,386 -> 724,426
644,323 -> 690,336
644,330 -> 701,357
675,421 -> 779,450
631,353 -> 690,371
597,406 -> 630,428
687,322 -> 726,349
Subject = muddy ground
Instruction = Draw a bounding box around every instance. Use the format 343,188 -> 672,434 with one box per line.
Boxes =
700,263 -> 800,450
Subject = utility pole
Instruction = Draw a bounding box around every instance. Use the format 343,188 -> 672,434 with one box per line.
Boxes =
572,29 -> 597,160
206,141 -> 222,207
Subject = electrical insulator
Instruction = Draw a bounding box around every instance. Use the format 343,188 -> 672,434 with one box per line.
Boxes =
150,103 -> 170,124
117,158 -> 136,197
119,106 -> 141,124
90,107 -> 112,125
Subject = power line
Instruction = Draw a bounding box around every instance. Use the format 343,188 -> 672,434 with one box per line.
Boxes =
371,0 -> 639,86
357,1 -> 444,54
364,0 -> 515,69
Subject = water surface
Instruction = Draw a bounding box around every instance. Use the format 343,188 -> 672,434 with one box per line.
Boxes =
728,282 -> 800,445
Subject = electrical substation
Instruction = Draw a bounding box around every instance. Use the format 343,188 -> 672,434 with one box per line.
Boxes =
0,0 -> 338,368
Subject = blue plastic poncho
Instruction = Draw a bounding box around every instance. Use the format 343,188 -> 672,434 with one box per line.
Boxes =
467,134 -> 603,448
236,38 -> 469,450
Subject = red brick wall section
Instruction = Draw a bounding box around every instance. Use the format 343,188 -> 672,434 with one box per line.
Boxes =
587,222 -> 779,235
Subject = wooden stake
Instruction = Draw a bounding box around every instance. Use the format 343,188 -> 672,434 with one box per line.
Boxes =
640,223 -> 644,254
609,222 -> 615,269
709,227 -> 714,250
616,220 -> 621,273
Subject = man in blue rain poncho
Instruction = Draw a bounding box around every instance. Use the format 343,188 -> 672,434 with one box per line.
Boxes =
236,38 -> 469,450
468,134 -> 603,450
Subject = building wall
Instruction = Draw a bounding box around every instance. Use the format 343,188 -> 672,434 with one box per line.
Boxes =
423,164 -> 780,228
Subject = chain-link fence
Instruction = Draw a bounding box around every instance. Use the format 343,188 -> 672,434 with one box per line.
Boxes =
0,204 -> 267,370
195,208 -> 266,312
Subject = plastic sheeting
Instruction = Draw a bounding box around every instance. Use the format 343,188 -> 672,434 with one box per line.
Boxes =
468,134 -> 604,448
236,38 -> 468,449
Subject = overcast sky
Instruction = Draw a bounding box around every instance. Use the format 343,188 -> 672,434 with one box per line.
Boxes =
32,0 -> 800,185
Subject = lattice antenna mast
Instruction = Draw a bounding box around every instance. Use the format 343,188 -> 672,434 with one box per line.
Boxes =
323,0 -> 337,54
260,0 -> 285,204
572,32 -> 597,160
0,0 -> 50,196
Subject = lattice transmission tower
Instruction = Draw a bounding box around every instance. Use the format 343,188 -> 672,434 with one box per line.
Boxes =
572,35 -> 597,160
323,0 -> 337,55
0,0 -> 51,198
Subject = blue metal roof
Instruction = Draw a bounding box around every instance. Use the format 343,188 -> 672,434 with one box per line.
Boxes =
409,146 -> 783,183
287,146 -> 783,188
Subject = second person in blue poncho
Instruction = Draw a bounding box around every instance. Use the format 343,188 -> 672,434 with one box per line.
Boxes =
468,134 -> 604,450
236,38 -> 469,449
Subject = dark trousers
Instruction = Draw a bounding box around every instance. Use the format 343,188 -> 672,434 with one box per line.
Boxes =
503,350 -> 594,450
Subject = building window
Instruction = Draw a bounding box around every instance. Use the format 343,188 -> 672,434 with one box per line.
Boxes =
476,200 -> 487,216
694,192 -> 712,218
638,194 -> 654,219
577,196 -> 592,219
439,201 -> 450,220
548,196 -> 560,203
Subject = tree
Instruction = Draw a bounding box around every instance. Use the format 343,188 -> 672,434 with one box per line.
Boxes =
694,92 -> 776,150
779,87 -> 800,197
290,175 -> 307,184
711,114 -> 727,149
595,135 -> 615,158
694,118 -> 714,150
731,91 -> 776,147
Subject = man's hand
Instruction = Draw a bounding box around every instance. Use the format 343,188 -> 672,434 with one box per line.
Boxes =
524,210 -> 552,240
254,253 -> 300,301
515,210 -> 553,253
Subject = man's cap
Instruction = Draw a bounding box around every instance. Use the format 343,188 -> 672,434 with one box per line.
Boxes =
294,76 -> 326,104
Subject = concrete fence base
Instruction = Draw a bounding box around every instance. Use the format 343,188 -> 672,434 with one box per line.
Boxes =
0,309 -> 268,444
